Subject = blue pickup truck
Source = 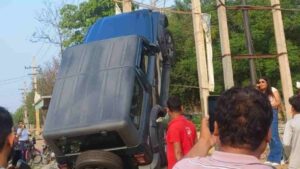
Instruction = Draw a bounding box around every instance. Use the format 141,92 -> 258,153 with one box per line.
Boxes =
43,9 -> 174,169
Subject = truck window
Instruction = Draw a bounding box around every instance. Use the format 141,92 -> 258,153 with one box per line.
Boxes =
130,53 -> 149,128
130,79 -> 143,128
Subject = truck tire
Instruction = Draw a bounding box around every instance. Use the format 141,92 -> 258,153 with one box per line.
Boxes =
75,150 -> 123,169
160,30 -> 175,63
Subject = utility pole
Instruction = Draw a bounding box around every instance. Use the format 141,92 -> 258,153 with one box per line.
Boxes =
25,56 -> 41,135
241,0 -> 257,85
123,0 -> 132,12
270,0 -> 293,119
19,82 -> 29,129
216,0 -> 234,89
151,0 -> 157,7
191,0 -> 209,116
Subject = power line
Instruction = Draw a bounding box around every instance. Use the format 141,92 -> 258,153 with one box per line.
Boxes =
39,44 -> 52,63
114,0 -> 300,15
35,43 -> 46,61
170,84 -> 199,89
0,75 -> 28,83
217,0 -> 300,12
114,0 -> 192,14
0,78 -> 28,86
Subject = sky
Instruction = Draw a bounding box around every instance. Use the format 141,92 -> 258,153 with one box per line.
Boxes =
0,0 -> 173,113
0,0 -> 83,113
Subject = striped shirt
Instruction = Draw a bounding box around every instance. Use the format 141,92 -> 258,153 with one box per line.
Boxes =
173,151 -> 273,169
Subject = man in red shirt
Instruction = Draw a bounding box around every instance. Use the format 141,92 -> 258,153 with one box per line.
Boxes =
166,96 -> 197,169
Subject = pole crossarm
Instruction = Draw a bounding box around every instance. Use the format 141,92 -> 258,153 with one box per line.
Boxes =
216,0 -> 300,12
233,52 -> 288,59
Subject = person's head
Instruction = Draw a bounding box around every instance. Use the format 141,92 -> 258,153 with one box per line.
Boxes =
214,87 -> 273,154
0,107 -> 14,167
167,96 -> 183,116
289,94 -> 300,116
18,120 -> 25,128
256,76 -> 273,96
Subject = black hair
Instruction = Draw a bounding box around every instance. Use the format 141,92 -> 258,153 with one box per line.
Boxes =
257,76 -> 274,97
0,107 -> 13,151
167,96 -> 182,112
289,95 -> 300,113
215,87 -> 273,151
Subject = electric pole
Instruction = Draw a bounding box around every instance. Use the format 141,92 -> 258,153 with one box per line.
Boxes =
25,56 -> 42,135
123,0 -> 132,12
270,0 -> 293,119
241,0 -> 257,85
19,82 -> 29,129
216,0 -> 234,89
191,0 -> 209,116
151,0 -> 157,7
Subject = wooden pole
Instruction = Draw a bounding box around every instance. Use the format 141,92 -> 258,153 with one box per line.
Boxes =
35,109 -> 41,135
270,0 -> 293,119
33,56 -> 41,135
216,0 -> 234,89
191,0 -> 209,116
123,0 -> 132,12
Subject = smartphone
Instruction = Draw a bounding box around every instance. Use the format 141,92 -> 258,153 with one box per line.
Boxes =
208,95 -> 219,133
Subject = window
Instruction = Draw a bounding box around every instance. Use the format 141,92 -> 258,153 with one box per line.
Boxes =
130,51 -> 150,128
130,79 -> 143,128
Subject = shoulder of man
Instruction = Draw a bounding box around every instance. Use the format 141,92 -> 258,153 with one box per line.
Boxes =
17,128 -> 22,133
173,157 -> 203,169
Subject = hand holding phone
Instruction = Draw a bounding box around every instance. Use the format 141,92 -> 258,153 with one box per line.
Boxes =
208,96 -> 219,133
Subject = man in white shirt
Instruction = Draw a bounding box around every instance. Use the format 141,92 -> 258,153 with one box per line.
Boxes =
16,121 -> 30,161
283,94 -> 300,169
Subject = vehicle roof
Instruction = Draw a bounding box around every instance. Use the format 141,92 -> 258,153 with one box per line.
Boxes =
44,35 -> 143,136
84,9 -> 162,44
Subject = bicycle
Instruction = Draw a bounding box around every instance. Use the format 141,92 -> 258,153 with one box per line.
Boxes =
41,144 -> 55,164
24,137 -> 42,165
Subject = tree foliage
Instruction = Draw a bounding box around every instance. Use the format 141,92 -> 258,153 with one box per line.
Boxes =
13,106 -> 24,124
167,0 -> 300,112
25,91 -> 35,125
60,0 -> 115,47
32,1 -> 65,56
37,57 -> 60,96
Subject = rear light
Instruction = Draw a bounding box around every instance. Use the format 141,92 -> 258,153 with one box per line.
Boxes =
133,153 -> 148,165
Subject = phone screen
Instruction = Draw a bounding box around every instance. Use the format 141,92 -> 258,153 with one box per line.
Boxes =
208,95 -> 219,133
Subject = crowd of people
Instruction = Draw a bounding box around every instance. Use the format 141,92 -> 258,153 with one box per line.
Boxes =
166,77 -> 300,169
1,77 -> 299,169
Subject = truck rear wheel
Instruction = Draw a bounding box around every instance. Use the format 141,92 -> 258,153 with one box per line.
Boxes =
75,150 -> 123,169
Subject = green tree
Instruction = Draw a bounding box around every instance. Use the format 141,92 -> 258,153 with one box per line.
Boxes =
167,0 -> 300,112
25,90 -> 35,125
13,106 -> 24,124
13,90 -> 35,126
60,0 -> 115,47
167,0 -> 199,111
167,0 -> 223,111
